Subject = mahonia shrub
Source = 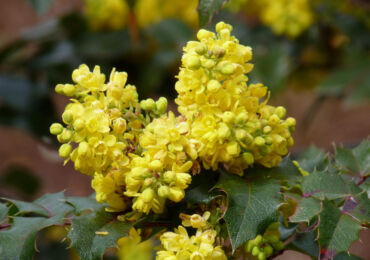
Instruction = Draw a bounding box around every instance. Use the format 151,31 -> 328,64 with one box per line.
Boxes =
0,21 -> 368,260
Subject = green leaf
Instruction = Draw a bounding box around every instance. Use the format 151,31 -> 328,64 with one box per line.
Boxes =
0,203 -> 8,223
289,230 -> 319,258
334,252 -> 363,260
245,157 -> 303,186
342,193 -> 370,225
216,171 -> 282,251
66,194 -> 101,214
185,170 -> 220,204
301,170 -> 356,200
28,0 -> 54,14
0,192 -> 73,260
290,197 -> 321,223
335,140 -> 370,176
318,199 -> 362,259
67,204 -> 133,260
198,0 -> 230,28
296,146 -> 328,173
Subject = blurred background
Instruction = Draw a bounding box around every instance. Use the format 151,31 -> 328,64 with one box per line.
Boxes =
0,0 -> 369,259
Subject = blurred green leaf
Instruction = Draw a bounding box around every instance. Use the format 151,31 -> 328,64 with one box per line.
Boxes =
0,166 -> 41,196
250,44 -> 291,94
0,203 -> 8,223
28,0 -> 54,14
198,0 -> 230,28
0,74 -> 33,112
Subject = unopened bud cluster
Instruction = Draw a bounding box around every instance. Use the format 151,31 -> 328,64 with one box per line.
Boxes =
175,22 -> 295,175
245,222 -> 284,260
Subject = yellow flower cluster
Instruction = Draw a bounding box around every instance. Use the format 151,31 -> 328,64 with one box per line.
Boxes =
84,0 -> 129,31
259,0 -> 314,38
135,0 -> 198,28
175,22 -> 295,175
125,112 -> 197,214
84,0 -> 198,31
117,228 -> 153,260
157,213 -> 226,260
51,64 -> 198,213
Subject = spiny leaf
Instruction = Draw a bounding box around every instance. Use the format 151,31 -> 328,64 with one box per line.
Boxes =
301,170 -> 358,200
216,171 -> 282,251
335,140 -> 370,176
67,202 -> 132,260
296,146 -> 329,173
66,194 -> 101,214
342,193 -> 370,225
289,230 -> 319,258
318,199 -> 362,259
0,192 -> 73,260
198,0 -> 230,28
185,169 -> 220,204
245,157 -> 303,186
290,197 -> 321,223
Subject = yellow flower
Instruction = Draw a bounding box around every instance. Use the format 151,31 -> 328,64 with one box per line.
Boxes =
258,0 -> 314,38
84,0 -> 129,31
118,228 -> 153,260
175,22 -> 295,175
180,211 -> 211,229
157,225 -> 226,260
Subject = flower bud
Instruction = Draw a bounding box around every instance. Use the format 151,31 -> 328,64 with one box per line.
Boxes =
78,141 -> 89,156
73,119 -> 84,131
140,99 -> 156,111
252,246 -> 260,256
62,111 -> 73,124
50,123 -> 64,135
63,84 -> 76,96
254,136 -> 266,146
202,59 -> 215,69
158,185 -> 169,198
235,129 -> 247,141
164,171 -> 176,183
58,129 -> 73,143
263,126 -> 272,134
269,114 -> 280,125
242,152 -> 254,165
149,160 -> 163,171
184,54 -> 201,70
254,235 -> 263,245
59,144 -> 72,158
113,118 -> 127,135
195,43 -> 207,55
55,84 -> 64,94
245,240 -> 254,253
168,188 -> 184,202
220,62 -> 235,75
226,141 -> 240,156
207,80 -> 221,92
197,29 -> 213,40
258,252 -> 266,260
236,112 -> 248,124
222,111 -> 235,123
286,117 -> 296,127
264,245 -> 273,256
214,47 -> 226,58
141,188 -> 155,203
156,97 -> 168,114
275,106 -> 287,119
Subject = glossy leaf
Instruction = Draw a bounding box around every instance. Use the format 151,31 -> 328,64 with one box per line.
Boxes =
216,171 -> 282,251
